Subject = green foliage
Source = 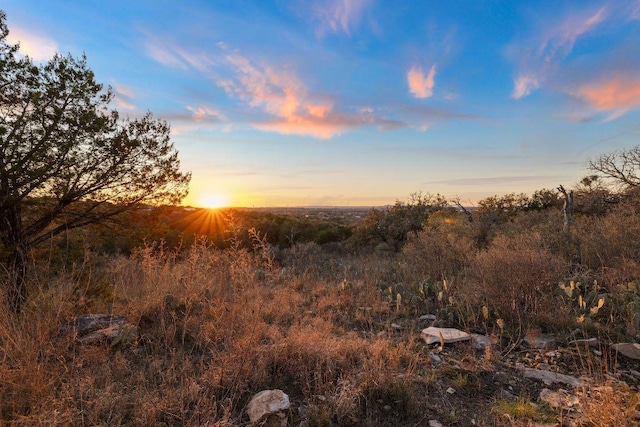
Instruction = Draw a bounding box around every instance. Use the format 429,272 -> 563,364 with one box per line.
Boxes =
615,281 -> 640,337
0,12 -> 190,311
558,280 -> 607,326
409,278 -> 459,321
350,192 -> 449,251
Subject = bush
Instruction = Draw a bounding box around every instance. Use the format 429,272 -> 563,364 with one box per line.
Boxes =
401,211 -> 474,283
470,232 -> 571,326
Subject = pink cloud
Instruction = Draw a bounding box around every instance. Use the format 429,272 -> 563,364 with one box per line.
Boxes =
186,105 -> 226,122
113,83 -> 136,110
218,52 -> 359,138
6,26 -> 57,60
573,74 -> 640,120
255,114 -> 350,139
407,64 -> 437,99
511,75 -> 541,99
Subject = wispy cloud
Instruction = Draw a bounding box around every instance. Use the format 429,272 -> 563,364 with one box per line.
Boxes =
6,26 -> 57,60
630,0 -> 640,20
112,83 -> 136,110
143,32 -> 473,138
572,73 -> 640,121
309,0 -> 375,37
142,31 -> 212,72
428,175 -> 568,186
186,105 -> 226,123
161,105 -> 227,134
510,6 -> 607,99
407,64 -> 437,99
217,51 -> 404,138
512,75 -> 541,99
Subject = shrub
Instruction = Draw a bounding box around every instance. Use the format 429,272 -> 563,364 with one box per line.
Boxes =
470,232 -> 571,327
402,211 -> 474,283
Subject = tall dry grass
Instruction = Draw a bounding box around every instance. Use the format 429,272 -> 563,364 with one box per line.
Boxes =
1,235 -> 422,426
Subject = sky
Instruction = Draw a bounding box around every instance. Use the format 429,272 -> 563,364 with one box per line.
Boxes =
3,1 -> 640,207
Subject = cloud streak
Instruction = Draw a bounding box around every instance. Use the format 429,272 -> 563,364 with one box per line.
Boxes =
143,33 -> 475,138
407,64 -> 436,99
310,0 -> 375,37
510,6 -> 607,99
217,52 -> 355,138
428,175 -> 569,186
112,83 -> 137,110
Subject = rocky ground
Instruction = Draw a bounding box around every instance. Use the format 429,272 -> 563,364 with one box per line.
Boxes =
63,313 -> 640,426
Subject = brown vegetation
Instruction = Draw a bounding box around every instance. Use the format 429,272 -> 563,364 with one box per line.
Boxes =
2,189 -> 640,425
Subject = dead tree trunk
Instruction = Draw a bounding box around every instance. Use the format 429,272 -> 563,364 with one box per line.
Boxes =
558,185 -> 574,233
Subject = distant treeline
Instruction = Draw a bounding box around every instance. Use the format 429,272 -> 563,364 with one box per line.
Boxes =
8,178 -> 631,267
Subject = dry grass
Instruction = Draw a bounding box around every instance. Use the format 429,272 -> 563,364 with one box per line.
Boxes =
0,237 -> 423,426
2,218 -> 640,425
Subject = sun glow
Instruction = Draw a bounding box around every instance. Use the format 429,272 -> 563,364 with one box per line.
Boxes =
198,193 -> 230,209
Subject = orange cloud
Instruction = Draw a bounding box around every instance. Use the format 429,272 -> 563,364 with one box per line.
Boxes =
255,115 -> 348,139
306,104 -> 331,118
407,64 -> 437,99
573,74 -> 640,120
6,26 -> 57,60
218,52 -> 357,138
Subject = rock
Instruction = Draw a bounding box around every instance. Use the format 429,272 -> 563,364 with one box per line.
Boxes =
60,314 -> 137,345
421,327 -> 471,345
429,420 -> 444,427
520,366 -> 581,387
246,389 -> 290,424
79,323 -> 137,345
539,388 -> 579,409
420,314 -> 437,322
446,387 -> 456,394
613,343 -> 640,360
524,332 -> 556,350
500,389 -> 517,400
391,323 -> 402,330
470,333 -> 494,350
429,353 -> 442,363
60,313 -> 128,335
568,337 -> 599,348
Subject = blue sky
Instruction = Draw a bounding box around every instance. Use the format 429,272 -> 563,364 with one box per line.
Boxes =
4,1 -> 640,207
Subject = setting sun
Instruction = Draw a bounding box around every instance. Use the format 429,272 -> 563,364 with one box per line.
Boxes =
199,193 -> 230,209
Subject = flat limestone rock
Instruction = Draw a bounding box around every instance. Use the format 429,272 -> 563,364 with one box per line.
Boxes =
246,389 -> 290,423
520,366 -> 581,387
60,314 -> 128,336
613,343 -> 640,360
60,314 -> 137,345
421,327 -> 471,345
78,323 -> 138,345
